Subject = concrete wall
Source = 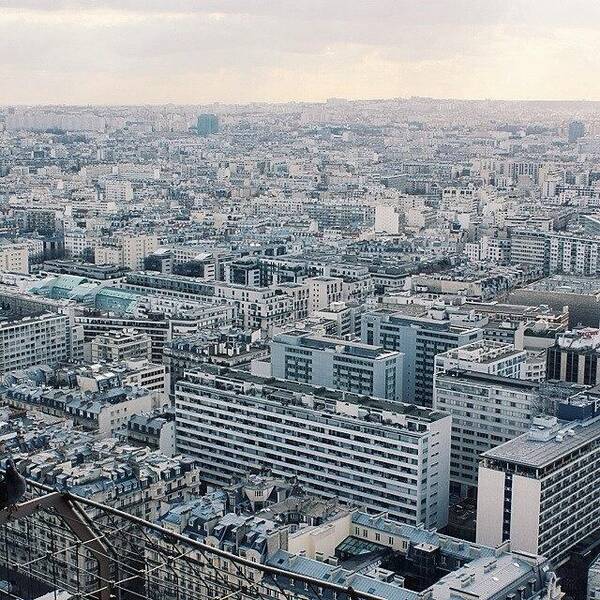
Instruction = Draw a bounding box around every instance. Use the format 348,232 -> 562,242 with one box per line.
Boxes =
476,466 -> 506,547
510,475 -> 541,555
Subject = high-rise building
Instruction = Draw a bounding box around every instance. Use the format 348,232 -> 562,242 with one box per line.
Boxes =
197,114 -> 219,136
362,306 -> 484,405
434,369 -> 544,495
175,365 -> 451,528
271,329 -> 405,401
476,412 -> 600,567
568,120 -> 585,144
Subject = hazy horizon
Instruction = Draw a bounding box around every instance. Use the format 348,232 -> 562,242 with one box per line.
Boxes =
2,0 -> 600,105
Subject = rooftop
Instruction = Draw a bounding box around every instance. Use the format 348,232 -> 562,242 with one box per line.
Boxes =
482,415 -> 600,468
437,340 -> 525,365
273,330 -> 400,360
179,364 -> 447,424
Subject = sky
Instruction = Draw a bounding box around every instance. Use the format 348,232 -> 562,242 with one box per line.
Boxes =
2,0 -> 600,105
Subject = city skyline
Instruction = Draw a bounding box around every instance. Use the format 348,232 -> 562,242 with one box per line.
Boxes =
2,0 -> 600,105
1,4 -> 600,600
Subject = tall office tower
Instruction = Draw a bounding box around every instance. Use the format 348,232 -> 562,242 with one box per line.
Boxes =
546,328 -> 600,386
0,310 -> 69,373
434,369 -> 543,496
197,113 -> 219,136
362,306 -> 484,406
271,329 -> 405,401
568,120 -> 585,143
476,405 -> 600,567
175,365 -> 451,528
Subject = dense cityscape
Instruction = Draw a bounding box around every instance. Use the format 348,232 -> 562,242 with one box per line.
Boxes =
0,94 -> 599,600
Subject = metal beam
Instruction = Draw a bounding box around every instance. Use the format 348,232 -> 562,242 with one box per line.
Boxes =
0,492 -> 63,526
0,491 -> 112,600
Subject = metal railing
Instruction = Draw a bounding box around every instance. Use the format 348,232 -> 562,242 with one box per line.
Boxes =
0,480 -> 382,600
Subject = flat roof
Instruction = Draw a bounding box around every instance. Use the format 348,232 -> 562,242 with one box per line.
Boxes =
437,369 -> 539,391
482,417 -> 600,468
181,364 -> 447,423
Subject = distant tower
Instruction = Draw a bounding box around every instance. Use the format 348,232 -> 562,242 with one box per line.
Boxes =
568,120 -> 585,144
197,114 -> 219,137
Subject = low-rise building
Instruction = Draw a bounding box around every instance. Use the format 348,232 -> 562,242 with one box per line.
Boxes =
85,328 -> 152,363
0,241 -> 30,273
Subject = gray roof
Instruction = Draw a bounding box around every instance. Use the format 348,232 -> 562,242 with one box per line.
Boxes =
482,416 -> 600,468
267,550 -> 417,600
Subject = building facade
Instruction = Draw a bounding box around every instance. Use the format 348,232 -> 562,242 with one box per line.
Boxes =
476,415 -> 600,567
271,329 -> 405,401
175,365 -> 451,528
362,307 -> 484,405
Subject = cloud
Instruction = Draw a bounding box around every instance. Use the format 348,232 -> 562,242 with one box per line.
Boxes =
0,0 -> 599,103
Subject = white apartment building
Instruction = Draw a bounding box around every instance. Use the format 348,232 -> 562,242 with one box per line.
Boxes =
87,328 -> 152,363
548,233 -> 600,276
511,230 -> 600,276
434,340 -> 527,380
466,237 -> 510,264
66,387 -> 166,438
374,204 -> 402,234
65,229 -> 97,258
214,281 -> 308,331
0,242 -> 29,274
434,370 -> 544,495
104,178 -> 134,204
94,244 -> 122,267
271,329 -> 405,401
175,365 -> 451,528
119,360 -> 168,394
476,415 -> 600,567
22,238 -> 45,263
119,233 -> 159,270
0,311 -> 69,373
306,276 -> 344,313
95,233 -> 159,271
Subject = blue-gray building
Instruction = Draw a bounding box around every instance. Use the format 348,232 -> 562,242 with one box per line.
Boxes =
197,113 -> 219,136
362,306 -> 484,406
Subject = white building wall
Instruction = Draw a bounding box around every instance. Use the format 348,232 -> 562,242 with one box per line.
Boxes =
510,475 -> 541,555
476,466 -> 506,547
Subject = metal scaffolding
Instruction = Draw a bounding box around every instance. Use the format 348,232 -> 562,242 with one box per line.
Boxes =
0,480 -> 379,600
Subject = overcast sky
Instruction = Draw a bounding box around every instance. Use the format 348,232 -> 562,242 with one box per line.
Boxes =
2,0 -> 600,105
